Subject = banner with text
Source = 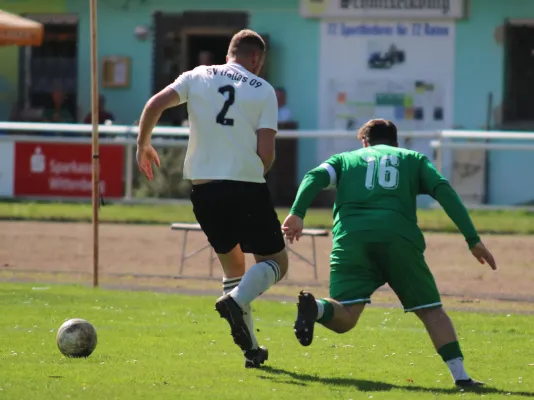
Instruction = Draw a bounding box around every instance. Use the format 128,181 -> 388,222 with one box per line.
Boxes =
301,0 -> 465,19
14,143 -> 124,198
318,19 -> 455,160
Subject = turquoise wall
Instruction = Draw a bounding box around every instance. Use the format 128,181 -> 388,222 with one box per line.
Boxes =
3,0 -> 533,204
454,0 -> 531,128
455,0 -> 534,204
67,0 -> 319,178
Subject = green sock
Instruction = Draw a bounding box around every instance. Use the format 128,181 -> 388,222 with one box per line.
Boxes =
438,341 -> 464,362
317,298 -> 334,324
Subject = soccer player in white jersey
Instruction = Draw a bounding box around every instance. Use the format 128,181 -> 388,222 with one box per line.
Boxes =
136,30 -> 288,368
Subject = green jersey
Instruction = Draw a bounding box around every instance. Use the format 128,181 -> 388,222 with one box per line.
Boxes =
290,144 -> 480,251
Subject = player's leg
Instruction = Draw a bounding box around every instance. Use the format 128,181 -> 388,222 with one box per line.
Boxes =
218,244 -> 262,352
294,291 -> 366,346
382,237 -> 483,388
222,182 -> 287,310
414,307 -> 483,388
317,298 -> 366,334
218,249 -> 266,368
294,235 -> 383,346
229,246 -> 287,367
190,182 -> 256,353
214,182 -> 283,366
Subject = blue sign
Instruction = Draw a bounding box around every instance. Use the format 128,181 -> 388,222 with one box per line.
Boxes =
327,23 -> 450,37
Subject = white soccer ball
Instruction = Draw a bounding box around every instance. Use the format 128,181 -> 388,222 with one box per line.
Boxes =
56,318 -> 98,358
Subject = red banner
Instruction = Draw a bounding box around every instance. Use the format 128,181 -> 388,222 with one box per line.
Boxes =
14,142 -> 124,198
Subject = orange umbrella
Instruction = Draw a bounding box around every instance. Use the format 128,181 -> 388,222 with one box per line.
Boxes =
0,10 -> 43,46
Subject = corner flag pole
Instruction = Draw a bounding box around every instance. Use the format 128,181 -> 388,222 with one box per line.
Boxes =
89,0 -> 100,287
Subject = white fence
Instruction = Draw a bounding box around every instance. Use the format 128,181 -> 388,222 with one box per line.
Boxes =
1,122 -> 534,206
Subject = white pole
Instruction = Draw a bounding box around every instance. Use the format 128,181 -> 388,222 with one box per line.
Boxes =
125,143 -> 134,200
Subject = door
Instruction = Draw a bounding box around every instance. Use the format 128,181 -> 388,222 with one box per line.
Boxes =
503,20 -> 534,124
152,12 -> 185,125
18,14 -> 78,121
152,11 -> 248,126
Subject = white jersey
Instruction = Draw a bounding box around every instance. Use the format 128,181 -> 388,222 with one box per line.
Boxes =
168,62 -> 278,183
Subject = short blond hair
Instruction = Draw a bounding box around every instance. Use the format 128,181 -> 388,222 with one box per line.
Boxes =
228,29 -> 266,58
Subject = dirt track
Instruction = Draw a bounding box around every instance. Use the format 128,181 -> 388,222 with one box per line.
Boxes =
2,221 -> 533,302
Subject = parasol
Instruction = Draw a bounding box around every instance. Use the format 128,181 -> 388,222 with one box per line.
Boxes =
0,10 -> 43,46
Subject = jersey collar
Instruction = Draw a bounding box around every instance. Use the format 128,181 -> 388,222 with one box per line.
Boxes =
227,61 -> 247,72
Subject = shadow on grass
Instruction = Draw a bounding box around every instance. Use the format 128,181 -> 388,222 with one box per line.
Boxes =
259,366 -> 534,397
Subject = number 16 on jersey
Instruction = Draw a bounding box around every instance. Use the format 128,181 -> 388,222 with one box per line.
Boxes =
364,155 -> 399,190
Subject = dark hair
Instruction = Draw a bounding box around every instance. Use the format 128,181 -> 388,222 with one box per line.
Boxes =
228,29 -> 266,58
357,118 -> 398,145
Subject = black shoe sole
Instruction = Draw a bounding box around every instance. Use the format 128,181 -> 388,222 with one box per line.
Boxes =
215,295 -> 253,351
245,347 -> 269,369
455,379 -> 485,389
294,291 -> 318,347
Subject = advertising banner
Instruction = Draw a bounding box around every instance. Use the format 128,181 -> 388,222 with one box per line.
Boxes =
301,0 -> 465,20
14,142 -> 124,198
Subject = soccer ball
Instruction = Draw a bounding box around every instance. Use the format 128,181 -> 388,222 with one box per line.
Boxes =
56,318 -> 98,358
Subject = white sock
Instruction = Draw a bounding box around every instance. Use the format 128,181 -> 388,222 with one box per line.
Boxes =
222,276 -> 242,295
240,303 -> 259,351
229,261 -> 280,308
446,357 -> 470,381
316,300 -> 325,320
223,277 -> 259,350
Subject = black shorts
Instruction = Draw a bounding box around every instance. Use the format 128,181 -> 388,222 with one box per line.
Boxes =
190,180 -> 286,255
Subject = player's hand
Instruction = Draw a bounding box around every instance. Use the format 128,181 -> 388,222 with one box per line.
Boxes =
282,214 -> 304,244
136,144 -> 161,181
470,241 -> 497,270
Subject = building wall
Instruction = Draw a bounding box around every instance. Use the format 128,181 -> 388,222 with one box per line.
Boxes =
455,0 -> 534,204
66,0 -> 319,177
0,0 -> 67,120
1,0 -> 533,204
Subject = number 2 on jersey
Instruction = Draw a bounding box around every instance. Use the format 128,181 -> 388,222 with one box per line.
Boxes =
364,155 -> 399,190
216,85 -> 235,126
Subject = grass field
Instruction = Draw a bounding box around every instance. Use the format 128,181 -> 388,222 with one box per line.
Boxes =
1,283 -> 533,399
1,201 -> 534,234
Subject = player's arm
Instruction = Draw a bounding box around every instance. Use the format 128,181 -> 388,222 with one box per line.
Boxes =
419,156 -> 480,247
419,156 -> 497,269
290,157 -> 341,218
256,87 -> 279,174
137,71 -> 190,147
282,155 -> 342,243
257,129 -> 276,175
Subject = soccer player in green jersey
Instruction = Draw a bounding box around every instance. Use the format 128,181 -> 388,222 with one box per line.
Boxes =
282,119 -> 496,388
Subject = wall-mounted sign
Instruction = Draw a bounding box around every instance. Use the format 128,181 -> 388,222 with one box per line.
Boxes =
301,0 -> 466,20
316,18 -> 456,207
14,142 -> 124,198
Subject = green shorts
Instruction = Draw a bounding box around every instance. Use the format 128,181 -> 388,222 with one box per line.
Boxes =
329,232 -> 441,312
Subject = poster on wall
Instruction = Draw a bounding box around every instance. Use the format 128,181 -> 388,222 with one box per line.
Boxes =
14,143 -> 124,198
318,19 -> 455,160
451,149 -> 486,206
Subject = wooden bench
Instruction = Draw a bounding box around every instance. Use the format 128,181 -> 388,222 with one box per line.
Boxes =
170,222 -> 329,280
